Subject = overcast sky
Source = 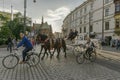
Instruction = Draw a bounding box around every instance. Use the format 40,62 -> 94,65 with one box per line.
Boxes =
0,0 -> 86,32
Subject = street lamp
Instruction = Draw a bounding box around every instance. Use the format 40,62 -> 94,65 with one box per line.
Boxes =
102,0 -> 104,40
89,11 -> 91,37
24,0 -> 36,32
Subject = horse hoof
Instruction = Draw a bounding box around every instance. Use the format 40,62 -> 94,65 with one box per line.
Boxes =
56,55 -> 59,58
50,56 -> 52,59
38,53 -> 41,57
50,55 -> 52,58
64,56 -> 67,58
41,57 -> 44,60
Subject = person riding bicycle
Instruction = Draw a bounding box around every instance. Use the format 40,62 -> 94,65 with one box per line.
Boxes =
85,37 -> 95,57
17,33 -> 33,64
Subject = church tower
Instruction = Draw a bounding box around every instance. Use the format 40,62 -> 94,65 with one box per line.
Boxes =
41,16 -> 44,24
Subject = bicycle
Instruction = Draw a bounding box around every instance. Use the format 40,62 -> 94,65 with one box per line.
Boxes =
76,45 -> 96,64
2,49 -> 40,69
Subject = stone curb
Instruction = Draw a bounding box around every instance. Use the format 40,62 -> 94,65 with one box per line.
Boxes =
97,50 -> 120,61
100,50 -> 120,56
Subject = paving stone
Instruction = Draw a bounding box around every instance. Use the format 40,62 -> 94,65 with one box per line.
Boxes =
0,45 -> 120,80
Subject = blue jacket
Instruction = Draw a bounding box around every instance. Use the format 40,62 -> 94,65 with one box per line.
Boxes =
17,36 -> 33,48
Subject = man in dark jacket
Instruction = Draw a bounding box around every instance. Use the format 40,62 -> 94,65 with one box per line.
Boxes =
68,29 -> 74,40
17,33 -> 33,64
7,36 -> 13,53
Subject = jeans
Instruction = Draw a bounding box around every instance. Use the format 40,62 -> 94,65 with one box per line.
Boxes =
116,44 -> 120,50
22,47 -> 33,61
7,43 -> 12,53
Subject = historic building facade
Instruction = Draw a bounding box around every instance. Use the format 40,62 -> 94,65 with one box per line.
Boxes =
62,0 -> 115,39
114,0 -> 120,35
33,17 -> 53,37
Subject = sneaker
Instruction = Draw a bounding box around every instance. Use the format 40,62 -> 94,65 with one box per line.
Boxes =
19,61 -> 25,64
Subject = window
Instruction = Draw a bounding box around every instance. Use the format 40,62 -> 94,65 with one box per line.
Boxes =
71,15 -> 73,21
91,3 -> 93,10
89,13 -> 93,21
80,19 -> 82,24
80,27 -> 82,33
105,22 -> 109,30
105,8 -> 109,16
84,16 -> 86,23
89,25 -> 93,32
115,3 -> 120,12
116,19 -> 120,28
80,9 -> 82,15
84,6 -> 87,14
105,0 -> 109,4
84,27 -> 86,33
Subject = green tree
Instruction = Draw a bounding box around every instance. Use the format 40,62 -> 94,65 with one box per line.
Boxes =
0,26 -> 13,38
2,12 -> 31,39
0,26 -> 13,45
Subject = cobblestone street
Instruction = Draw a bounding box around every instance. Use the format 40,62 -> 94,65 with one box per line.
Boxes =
0,46 -> 120,80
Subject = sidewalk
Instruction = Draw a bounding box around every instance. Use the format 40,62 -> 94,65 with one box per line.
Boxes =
97,46 -> 120,61
0,45 -> 7,48
102,46 -> 120,53
101,46 -> 120,56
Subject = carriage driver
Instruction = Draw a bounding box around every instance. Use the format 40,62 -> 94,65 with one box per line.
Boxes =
17,33 -> 33,64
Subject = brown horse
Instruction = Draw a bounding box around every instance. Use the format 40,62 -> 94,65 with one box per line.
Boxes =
52,38 -> 67,58
36,34 -> 54,60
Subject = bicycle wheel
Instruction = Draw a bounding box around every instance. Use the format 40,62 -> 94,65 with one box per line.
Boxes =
2,54 -> 19,69
89,51 -> 96,62
26,53 -> 40,67
76,52 -> 85,64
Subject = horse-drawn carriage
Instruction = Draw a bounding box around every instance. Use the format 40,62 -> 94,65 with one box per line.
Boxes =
36,32 -> 102,61
65,33 -> 102,56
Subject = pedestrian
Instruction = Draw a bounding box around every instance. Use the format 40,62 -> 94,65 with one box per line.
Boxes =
30,37 -> 35,50
12,38 -> 17,49
7,36 -> 13,53
116,39 -> 120,50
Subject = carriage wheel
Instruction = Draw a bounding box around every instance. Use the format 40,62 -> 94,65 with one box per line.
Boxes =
73,46 -> 80,56
73,44 -> 83,56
